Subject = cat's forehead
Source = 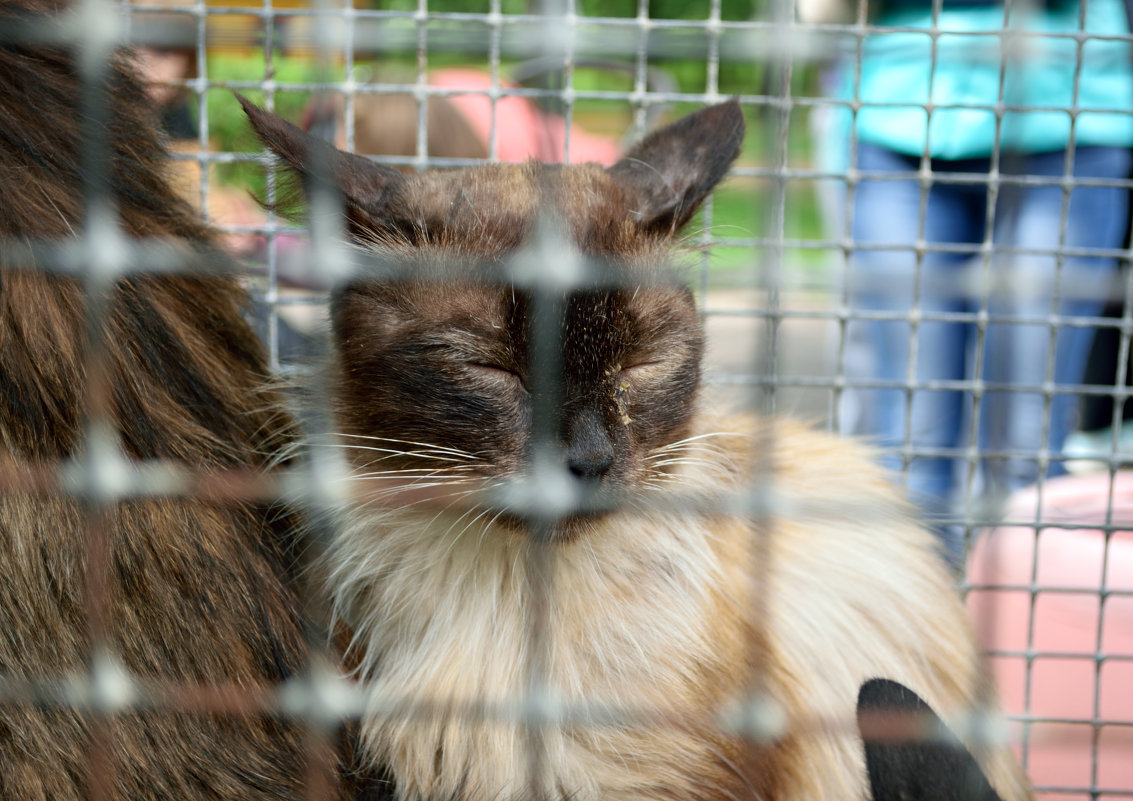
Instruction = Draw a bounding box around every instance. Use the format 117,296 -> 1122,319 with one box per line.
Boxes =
393,162 -> 656,259
342,271 -> 695,344
397,280 -> 514,328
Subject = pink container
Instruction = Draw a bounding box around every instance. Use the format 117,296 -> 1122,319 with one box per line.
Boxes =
967,472 -> 1133,800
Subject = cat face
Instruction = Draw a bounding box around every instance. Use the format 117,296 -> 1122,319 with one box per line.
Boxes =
332,273 -> 703,489
242,97 -> 744,533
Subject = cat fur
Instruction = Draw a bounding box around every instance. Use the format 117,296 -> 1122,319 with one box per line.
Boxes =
242,96 -> 1032,801
0,1 -> 350,798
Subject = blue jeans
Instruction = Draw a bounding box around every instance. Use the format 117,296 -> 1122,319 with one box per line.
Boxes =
840,143 -> 1131,553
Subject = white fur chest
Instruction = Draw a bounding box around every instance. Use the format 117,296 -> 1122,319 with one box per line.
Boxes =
326,504 -> 735,801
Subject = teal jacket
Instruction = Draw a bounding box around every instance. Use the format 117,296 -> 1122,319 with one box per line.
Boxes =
839,0 -> 1133,159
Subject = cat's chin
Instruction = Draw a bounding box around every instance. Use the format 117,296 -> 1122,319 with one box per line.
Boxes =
340,482 -> 616,546
549,512 -> 615,544
489,509 -> 614,545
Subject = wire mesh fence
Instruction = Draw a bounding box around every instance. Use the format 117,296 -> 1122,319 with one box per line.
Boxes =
1,0 -> 1132,798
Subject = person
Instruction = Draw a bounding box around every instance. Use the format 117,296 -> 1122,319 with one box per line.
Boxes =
809,0 -> 1133,560
301,68 -> 620,167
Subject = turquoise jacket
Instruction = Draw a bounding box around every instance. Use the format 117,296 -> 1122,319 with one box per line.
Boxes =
839,0 -> 1133,159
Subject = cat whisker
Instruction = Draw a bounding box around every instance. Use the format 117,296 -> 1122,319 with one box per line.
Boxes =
396,478 -> 507,544
644,431 -> 744,460
268,437 -> 487,476
434,506 -> 484,550
264,437 -> 309,469
355,480 -> 481,496
353,484 -> 486,514
351,467 -> 481,480
327,444 -> 478,464
439,505 -> 502,562
331,434 -> 481,461
644,443 -> 732,464
483,506 -> 510,534
382,503 -> 495,583
348,475 -> 492,513
350,468 -> 485,487
646,456 -> 724,470
649,431 -> 745,450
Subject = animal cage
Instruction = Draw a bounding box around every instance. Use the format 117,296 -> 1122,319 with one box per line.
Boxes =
3,0 -> 1133,798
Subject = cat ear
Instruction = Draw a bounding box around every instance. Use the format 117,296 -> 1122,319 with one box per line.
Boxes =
237,93 -> 405,241
857,678 -> 1004,801
607,99 -> 745,235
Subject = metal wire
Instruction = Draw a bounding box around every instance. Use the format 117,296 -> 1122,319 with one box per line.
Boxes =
4,0 -> 1133,798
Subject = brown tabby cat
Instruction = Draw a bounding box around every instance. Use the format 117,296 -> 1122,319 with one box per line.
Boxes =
0,1 -> 349,798
242,96 -> 1033,801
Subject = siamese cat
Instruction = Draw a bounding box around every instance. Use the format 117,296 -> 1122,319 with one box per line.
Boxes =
242,98 -> 1030,801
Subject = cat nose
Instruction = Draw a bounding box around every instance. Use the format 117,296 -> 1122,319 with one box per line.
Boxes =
567,449 -> 614,481
564,408 -> 614,482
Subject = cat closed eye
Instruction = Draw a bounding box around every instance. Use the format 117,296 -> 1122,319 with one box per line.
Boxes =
467,362 -> 527,389
620,360 -> 663,373
617,360 -> 667,380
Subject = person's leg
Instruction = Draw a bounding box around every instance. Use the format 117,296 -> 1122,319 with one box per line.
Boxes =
982,146 -> 1131,494
841,143 -> 985,543
841,143 -> 922,457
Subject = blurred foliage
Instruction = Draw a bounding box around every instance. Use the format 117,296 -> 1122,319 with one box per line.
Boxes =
199,51 -> 322,196
191,0 -> 829,273
368,0 -> 760,20
367,0 -> 775,96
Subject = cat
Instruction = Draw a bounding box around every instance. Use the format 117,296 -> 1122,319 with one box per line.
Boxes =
0,1 -> 355,798
241,97 -> 1033,801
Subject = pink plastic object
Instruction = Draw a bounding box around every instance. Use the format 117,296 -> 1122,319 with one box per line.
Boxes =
430,69 -> 621,165
967,472 -> 1133,800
